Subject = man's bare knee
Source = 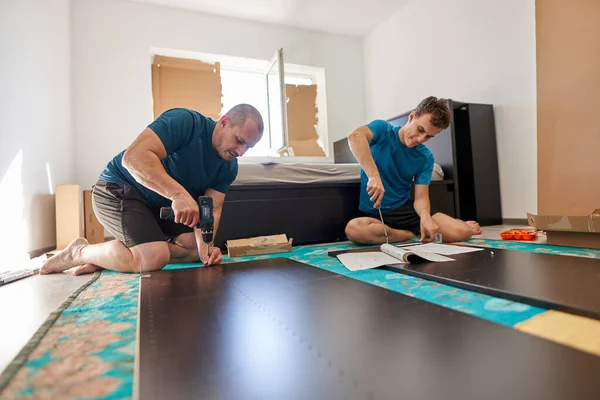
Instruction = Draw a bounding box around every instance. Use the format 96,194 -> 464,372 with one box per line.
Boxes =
345,219 -> 363,243
173,233 -> 196,249
130,242 -> 170,272
345,218 -> 374,244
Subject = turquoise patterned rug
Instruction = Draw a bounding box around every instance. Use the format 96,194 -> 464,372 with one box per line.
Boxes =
1,238 -> 599,399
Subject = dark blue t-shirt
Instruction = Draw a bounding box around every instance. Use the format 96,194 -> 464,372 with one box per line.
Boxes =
99,108 -> 238,208
359,119 -> 434,214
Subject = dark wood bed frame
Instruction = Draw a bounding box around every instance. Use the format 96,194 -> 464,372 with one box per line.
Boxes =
215,181 -> 362,249
215,100 -> 502,250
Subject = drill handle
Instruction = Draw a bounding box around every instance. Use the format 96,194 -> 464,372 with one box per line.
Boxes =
159,195 -> 213,228
159,207 -> 175,220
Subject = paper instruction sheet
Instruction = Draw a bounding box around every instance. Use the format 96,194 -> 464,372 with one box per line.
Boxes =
336,252 -> 403,272
336,244 -> 455,272
401,243 -> 484,255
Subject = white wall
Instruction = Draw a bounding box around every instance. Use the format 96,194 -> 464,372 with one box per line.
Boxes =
364,0 -> 537,219
0,0 -> 73,256
71,0 -> 366,189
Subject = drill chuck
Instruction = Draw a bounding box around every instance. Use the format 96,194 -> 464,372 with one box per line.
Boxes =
201,227 -> 213,244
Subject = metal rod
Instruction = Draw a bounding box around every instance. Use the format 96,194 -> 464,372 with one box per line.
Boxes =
378,207 -> 389,244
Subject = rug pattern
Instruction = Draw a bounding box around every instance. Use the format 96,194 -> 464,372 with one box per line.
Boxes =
1,239 -> 599,399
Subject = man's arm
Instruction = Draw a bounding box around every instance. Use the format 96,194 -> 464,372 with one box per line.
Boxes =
348,126 -> 384,208
122,127 -> 199,227
414,184 -> 439,242
348,126 -> 378,177
414,184 -> 431,218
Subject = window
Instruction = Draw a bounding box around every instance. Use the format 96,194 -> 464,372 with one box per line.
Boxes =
150,47 -> 329,161
220,69 -> 270,157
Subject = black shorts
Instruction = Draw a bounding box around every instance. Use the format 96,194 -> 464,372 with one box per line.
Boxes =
91,180 -> 192,248
360,200 -> 437,236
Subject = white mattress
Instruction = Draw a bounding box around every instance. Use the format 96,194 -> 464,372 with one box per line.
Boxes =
233,163 -> 444,185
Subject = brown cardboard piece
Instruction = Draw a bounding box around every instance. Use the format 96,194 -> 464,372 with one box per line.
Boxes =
227,234 -> 293,257
55,184 -> 84,250
285,84 -> 325,157
84,190 -> 104,244
286,140 -> 326,157
536,0 -> 600,217
152,55 -> 222,121
528,209 -> 600,249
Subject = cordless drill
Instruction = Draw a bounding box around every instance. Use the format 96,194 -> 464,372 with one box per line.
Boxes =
159,196 -> 214,260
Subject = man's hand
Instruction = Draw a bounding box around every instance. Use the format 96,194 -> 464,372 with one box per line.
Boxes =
420,215 -> 440,243
171,192 -> 199,228
367,175 -> 385,208
206,247 -> 222,266
197,236 -> 222,266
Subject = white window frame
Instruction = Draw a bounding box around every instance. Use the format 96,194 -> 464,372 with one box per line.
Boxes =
150,47 -> 332,164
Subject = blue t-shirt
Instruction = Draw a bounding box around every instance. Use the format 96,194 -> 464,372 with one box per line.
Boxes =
99,108 -> 238,208
359,119 -> 434,214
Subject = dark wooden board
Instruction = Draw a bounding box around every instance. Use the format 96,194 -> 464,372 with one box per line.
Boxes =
139,257 -> 600,400
329,246 -> 600,320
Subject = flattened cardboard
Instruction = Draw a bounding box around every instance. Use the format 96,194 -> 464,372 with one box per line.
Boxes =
285,84 -> 318,141
536,0 -> 600,217
528,209 -> 600,249
55,184 -> 84,250
152,55 -> 222,120
287,139 -> 326,157
84,190 -> 104,244
227,234 -> 293,257
284,84 -> 325,157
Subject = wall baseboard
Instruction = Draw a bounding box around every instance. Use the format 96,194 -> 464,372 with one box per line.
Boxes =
29,246 -> 57,259
502,218 -> 529,226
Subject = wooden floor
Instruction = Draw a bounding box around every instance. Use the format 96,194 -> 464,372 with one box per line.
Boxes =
0,224 -> 540,373
0,271 -> 90,372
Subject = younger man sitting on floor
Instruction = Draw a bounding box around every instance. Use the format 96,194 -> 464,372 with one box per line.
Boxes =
345,96 -> 482,244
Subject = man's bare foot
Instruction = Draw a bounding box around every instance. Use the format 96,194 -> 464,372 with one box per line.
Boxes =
40,238 -> 89,274
466,221 -> 482,235
72,263 -> 102,276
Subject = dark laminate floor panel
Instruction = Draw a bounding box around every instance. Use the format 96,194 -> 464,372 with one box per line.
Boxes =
329,246 -> 600,320
385,247 -> 600,320
139,258 -> 600,400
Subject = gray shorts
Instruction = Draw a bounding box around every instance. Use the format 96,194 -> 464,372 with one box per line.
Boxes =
91,180 -> 192,248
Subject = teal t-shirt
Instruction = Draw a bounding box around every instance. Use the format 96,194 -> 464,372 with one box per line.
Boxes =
99,108 -> 238,208
359,119 -> 434,214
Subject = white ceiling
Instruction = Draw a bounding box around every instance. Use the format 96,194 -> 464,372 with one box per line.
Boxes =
126,0 -> 407,37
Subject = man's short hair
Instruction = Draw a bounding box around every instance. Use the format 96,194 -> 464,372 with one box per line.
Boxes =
225,104 -> 264,134
414,96 -> 451,130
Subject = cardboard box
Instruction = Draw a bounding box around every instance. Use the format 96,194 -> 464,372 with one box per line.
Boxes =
528,209 -> 600,249
83,190 -> 104,244
227,234 -> 293,257
55,184 -> 84,250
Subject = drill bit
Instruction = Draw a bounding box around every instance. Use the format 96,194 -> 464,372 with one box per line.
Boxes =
378,207 -> 389,244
